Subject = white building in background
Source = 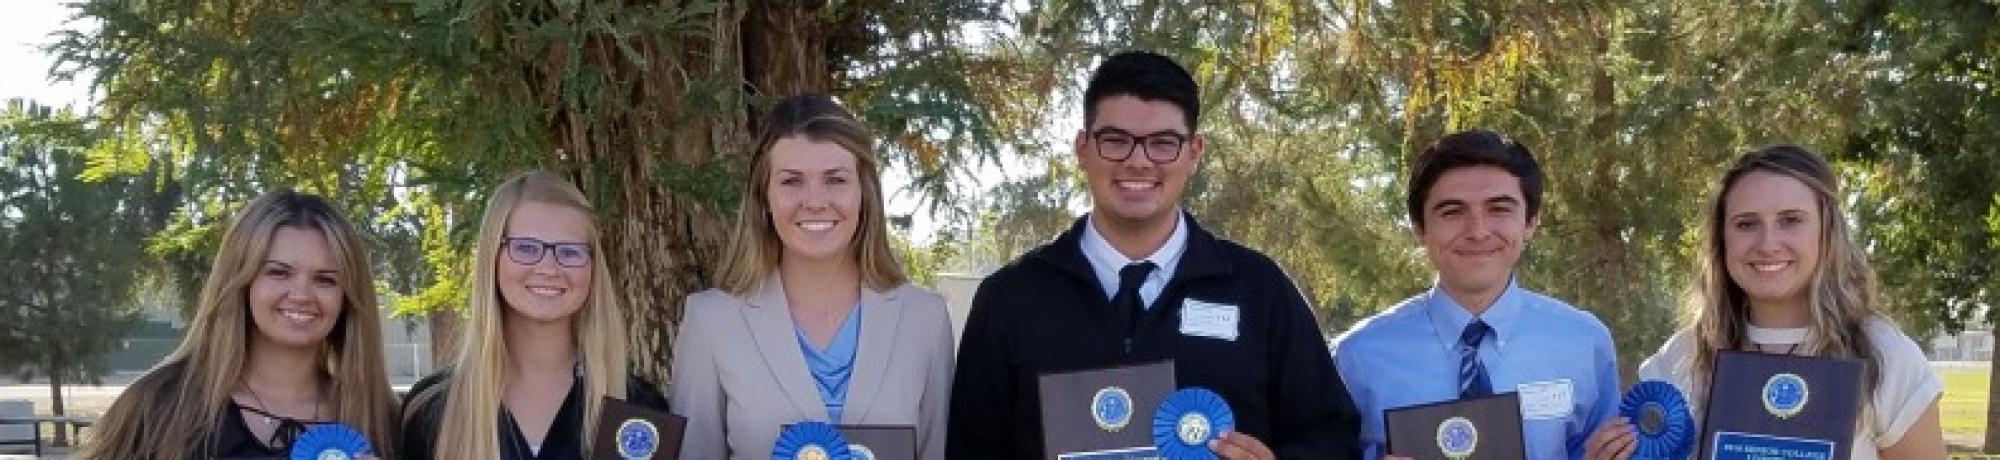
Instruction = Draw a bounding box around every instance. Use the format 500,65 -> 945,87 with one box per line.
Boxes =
933,273 -> 985,350
381,315 -> 435,384
1930,329 -> 1993,362
1924,305 -> 1994,362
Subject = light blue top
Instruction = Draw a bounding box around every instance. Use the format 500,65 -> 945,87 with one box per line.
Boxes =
1079,211 -> 1188,309
795,301 -> 863,422
1331,278 -> 1620,460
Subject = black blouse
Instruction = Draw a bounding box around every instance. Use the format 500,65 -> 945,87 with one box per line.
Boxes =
398,370 -> 670,460
201,402 -> 329,459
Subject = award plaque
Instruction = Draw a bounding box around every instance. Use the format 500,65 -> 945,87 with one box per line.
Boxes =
1384,392 -> 1526,460
839,425 -> 916,460
593,396 -> 687,460
1699,350 -> 1862,460
1037,360 -> 1176,460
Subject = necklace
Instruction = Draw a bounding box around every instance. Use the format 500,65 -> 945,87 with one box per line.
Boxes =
1755,342 -> 1803,355
243,380 -> 322,427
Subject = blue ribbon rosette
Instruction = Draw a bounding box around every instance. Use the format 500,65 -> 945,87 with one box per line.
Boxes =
290,423 -> 372,460
771,421 -> 854,460
1152,387 -> 1236,460
1619,380 -> 1695,460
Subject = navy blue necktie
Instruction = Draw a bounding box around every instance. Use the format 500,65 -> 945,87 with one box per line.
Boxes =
1112,262 -> 1156,354
1458,319 -> 1493,398
1114,262 -> 1157,315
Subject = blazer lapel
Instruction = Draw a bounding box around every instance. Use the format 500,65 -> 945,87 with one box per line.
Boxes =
743,273 -> 833,422
839,286 -> 902,423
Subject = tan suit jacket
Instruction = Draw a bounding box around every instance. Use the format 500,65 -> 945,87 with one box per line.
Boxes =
670,273 -> 954,459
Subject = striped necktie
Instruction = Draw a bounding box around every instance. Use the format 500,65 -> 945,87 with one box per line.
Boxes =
1458,319 -> 1493,398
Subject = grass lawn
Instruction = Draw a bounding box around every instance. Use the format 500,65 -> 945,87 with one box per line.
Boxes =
1944,366 -> 1990,454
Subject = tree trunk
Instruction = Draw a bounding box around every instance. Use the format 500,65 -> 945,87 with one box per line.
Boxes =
48,367 -> 66,447
1582,11 -> 1641,387
427,311 -> 459,374
1983,345 -> 2000,452
546,0 -> 834,387
742,0 -> 834,96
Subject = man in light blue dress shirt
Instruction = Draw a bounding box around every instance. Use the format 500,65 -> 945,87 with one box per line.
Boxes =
1330,130 -> 1619,459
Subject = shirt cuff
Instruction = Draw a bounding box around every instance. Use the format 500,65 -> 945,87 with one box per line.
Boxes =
1876,373 -> 1943,447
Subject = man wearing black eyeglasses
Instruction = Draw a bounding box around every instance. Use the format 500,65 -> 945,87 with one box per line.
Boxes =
947,50 -> 1363,459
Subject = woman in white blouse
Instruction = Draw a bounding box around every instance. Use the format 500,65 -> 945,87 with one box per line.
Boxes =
1584,145 -> 1945,460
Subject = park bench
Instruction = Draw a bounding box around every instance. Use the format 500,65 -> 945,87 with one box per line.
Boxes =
0,400 -> 38,456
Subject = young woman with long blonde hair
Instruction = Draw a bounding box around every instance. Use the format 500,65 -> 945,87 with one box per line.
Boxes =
79,191 -> 399,459
1586,145 -> 1946,460
399,170 -> 667,460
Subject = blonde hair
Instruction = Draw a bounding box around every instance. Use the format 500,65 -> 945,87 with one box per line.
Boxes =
426,170 -> 629,459
716,94 -> 907,294
1689,144 -> 1881,403
79,191 -> 398,459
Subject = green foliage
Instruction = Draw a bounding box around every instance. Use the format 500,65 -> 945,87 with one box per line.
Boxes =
975,165 -> 1086,263
895,228 -> 964,289
0,99 -> 148,387
50,0 -> 489,317
50,0 -> 1012,326
1841,0 -> 2000,340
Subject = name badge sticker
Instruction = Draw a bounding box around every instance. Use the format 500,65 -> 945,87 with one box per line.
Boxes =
1517,379 -> 1575,421
1180,299 -> 1240,341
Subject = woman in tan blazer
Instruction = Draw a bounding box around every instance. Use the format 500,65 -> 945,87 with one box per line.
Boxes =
671,94 -> 954,459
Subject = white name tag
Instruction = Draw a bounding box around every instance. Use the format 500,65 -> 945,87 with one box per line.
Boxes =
1179,299 -> 1239,341
1517,379 -> 1574,420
